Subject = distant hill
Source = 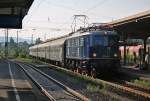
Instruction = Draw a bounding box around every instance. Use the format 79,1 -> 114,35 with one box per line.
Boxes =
0,36 -> 31,43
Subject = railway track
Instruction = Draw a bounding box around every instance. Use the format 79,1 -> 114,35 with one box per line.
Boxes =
99,79 -> 150,100
13,60 -> 150,100
109,77 -> 150,94
41,63 -> 150,101
13,61 -> 89,101
140,77 -> 150,82
109,69 -> 150,93
124,80 -> 150,93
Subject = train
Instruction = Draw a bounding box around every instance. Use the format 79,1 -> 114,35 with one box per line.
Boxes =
29,26 -> 120,76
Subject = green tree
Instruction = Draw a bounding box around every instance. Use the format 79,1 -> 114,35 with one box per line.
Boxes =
35,38 -> 42,44
9,37 -> 15,45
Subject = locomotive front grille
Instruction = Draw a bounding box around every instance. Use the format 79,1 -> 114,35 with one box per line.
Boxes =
102,47 -> 111,57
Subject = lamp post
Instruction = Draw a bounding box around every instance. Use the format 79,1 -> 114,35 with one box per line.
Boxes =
16,30 -> 19,57
32,28 -> 36,44
5,29 -> 9,58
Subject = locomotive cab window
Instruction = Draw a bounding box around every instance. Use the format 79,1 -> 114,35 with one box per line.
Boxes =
92,35 -> 108,46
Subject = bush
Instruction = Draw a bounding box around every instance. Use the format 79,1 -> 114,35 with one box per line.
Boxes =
19,53 -> 26,58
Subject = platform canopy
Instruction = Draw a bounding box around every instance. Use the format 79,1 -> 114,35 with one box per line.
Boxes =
0,0 -> 34,28
109,10 -> 150,39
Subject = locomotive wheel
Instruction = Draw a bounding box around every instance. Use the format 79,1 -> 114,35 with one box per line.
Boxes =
90,68 -> 96,78
76,68 -> 79,73
81,70 -> 88,76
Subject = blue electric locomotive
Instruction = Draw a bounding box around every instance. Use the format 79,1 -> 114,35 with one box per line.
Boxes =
65,29 -> 120,76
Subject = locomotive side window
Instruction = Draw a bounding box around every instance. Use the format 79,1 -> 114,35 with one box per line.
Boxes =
76,38 -> 80,57
77,38 -> 79,46
66,40 -> 70,57
80,37 -> 84,46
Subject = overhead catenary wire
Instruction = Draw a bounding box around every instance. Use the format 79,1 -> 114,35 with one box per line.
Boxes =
25,0 -> 115,28
83,0 -> 114,20
84,0 -> 110,13
24,0 -> 46,26
23,0 -> 115,35
44,0 -> 114,20
44,0 -> 81,13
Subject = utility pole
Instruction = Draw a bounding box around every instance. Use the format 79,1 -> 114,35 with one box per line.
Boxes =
31,34 -> 33,44
5,29 -> 8,58
17,30 -> 19,57
32,28 -> 36,44
44,33 -> 46,41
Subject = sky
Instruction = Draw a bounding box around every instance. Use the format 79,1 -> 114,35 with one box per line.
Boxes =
0,0 -> 150,42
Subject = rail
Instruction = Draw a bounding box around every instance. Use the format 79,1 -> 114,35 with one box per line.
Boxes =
15,61 -> 90,101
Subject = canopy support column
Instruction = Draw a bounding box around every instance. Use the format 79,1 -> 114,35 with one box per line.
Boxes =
143,37 -> 147,64
123,33 -> 127,65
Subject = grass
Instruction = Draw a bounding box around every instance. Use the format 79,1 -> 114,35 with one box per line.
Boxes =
86,83 -> 104,92
51,65 -> 112,91
14,57 -> 33,63
14,57 -> 45,65
86,84 -> 120,101
133,79 -> 150,87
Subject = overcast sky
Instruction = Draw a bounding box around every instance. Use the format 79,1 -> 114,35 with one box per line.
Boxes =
0,0 -> 150,42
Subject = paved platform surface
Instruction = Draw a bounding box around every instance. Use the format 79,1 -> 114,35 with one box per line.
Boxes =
0,59 -> 48,101
120,65 -> 150,78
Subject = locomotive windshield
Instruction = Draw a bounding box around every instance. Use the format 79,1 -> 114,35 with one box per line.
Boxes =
92,32 -> 118,47
93,35 -> 108,46
90,32 -> 119,58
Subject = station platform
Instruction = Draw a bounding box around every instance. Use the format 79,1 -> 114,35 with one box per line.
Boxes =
120,65 -> 150,78
0,59 -> 47,101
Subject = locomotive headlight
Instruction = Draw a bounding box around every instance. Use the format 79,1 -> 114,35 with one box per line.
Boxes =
114,53 -> 117,57
82,61 -> 86,64
93,53 -> 97,57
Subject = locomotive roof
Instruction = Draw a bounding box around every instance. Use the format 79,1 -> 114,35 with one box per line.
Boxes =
29,30 -> 117,49
67,30 -> 117,39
